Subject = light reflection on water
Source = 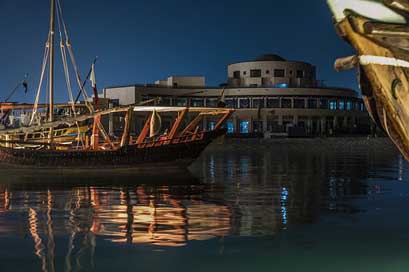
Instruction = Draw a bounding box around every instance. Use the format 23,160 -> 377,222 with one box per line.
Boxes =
0,138 -> 406,271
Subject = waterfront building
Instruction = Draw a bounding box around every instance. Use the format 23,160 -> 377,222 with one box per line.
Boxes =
103,54 -> 371,137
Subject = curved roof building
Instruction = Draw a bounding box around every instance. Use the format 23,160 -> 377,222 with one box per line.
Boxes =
104,54 -> 371,137
227,54 -> 316,89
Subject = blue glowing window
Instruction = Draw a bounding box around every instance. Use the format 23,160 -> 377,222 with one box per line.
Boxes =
346,101 -> 352,111
338,100 -> 345,110
208,121 -> 216,131
275,83 -> 288,88
226,121 -> 234,134
240,121 -> 249,134
329,100 -> 337,110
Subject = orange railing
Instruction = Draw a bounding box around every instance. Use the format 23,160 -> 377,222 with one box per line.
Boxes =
133,131 -> 205,149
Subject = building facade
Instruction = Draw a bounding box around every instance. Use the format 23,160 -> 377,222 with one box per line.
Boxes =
103,54 -> 371,137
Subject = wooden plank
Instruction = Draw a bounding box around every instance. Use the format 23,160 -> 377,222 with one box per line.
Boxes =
136,114 -> 152,144
97,121 -> 116,149
120,109 -> 133,147
180,114 -> 203,135
91,115 -> 100,150
168,109 -> 187,140
214,110 -> 233,130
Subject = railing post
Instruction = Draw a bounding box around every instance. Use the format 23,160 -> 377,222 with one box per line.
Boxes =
214,110 -> 233,130
91,115 -> 100,150
180,114 -> 203,135
120,108 -> 133,147
168,109 -> 188,140
136,114 -> 152,144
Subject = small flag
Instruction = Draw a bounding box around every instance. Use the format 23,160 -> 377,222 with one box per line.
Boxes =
90,64 -> 99,109
22,73 -> 29,93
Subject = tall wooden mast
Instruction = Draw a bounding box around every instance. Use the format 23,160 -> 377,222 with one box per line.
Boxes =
48,0 -> 55,122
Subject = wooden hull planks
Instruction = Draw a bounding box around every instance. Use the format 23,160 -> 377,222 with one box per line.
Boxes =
328,2 -> 409,160
0,129 -> 226,169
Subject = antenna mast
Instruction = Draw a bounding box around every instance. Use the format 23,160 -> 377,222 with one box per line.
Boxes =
48,0 -> 55,122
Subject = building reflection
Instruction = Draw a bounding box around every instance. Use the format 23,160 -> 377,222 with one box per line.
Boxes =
0,139 -> 402,271
195,140 -> 402,235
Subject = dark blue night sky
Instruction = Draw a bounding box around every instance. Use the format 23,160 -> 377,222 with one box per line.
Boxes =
0,0 -> 357,103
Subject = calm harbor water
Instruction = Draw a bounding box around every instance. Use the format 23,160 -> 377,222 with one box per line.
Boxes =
0,138 -> 408,272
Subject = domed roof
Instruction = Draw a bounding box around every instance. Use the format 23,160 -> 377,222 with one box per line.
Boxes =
254,54 -> 286,62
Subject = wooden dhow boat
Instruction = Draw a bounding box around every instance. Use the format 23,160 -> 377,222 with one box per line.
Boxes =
0,102 -> 89,146
0,0 -> 234,169
0,106 -> 233,169
328,0 -> 409,160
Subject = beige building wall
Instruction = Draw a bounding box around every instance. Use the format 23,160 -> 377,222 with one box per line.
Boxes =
228,58 -> 316,88
103,86 -> 137,106
155,76 -> 206,87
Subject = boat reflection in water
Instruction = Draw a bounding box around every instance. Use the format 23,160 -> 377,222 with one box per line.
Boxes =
0,139 -> 402,271
0,171 -> 232,271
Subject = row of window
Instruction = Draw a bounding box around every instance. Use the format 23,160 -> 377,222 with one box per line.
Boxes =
233,69 -> 305,79
208,116 -> 358,134
153,97 -> 365,111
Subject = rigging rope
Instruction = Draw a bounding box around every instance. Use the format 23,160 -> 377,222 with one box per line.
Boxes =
30,43 -> 50,125
56,0 -> 93,113
56,2 -> 85,148
4,74 -> 29,102
56,3 -> 76,116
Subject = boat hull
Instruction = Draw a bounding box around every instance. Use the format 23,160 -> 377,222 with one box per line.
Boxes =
330,8 -> 409,160
0,129 -> 226,169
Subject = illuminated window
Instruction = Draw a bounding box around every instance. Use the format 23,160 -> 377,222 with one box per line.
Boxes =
329,99 -> 337,110
338,100 -> 345,110
275,83 -> 288,88
346,100 -> 352,111
226,121 -> 234,134
208,121 -> 216,130
240,121 -> 249,134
